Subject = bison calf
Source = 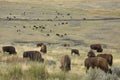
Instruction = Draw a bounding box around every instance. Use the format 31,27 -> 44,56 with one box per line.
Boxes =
71,49 -> 80,56
23,51 -> 44,62
60,55 -> 71,71
2,46 -> 17,54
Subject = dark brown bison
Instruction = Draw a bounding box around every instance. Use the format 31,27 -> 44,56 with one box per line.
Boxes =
97,54 -> 113,66
90,44 -> 103,52
71,49 -> 80,56
84,57 -> 112,74
60,55 -> 71,71
56,33 -> 60,36
2,46 -> 17,54
23,51 -> 44,62
87,50 -> 95,57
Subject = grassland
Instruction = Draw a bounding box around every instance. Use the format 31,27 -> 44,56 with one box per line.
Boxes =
0,1 -> 120,80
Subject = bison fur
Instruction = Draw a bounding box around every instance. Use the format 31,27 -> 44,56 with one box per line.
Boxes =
60,55 -> 71,71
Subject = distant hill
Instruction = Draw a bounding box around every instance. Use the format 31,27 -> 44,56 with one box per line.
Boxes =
0,0 -> 120,18
0,0 -> 120,4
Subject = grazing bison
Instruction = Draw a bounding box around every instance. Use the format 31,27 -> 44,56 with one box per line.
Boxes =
97,54 -> 113,66
63,43 -> 70,47
2,46 -> 17,54
84,57 -> 112,74
23,51 -> 44,62
71,49 -> 80,56
60,55 -> 71,71
56,33 -> 60,37
87,50 -> 95,57
90,44 -> 103,52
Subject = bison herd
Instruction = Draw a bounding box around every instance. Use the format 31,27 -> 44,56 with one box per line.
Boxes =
1,43 -> 113,74
85,44 -> 113,74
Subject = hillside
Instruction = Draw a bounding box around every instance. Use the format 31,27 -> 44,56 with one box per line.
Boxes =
0,0 -> 120,80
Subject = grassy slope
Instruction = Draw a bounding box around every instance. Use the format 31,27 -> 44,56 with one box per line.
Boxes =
0,1 -> 120,80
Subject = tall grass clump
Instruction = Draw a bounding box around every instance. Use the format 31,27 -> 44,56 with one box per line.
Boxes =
112,66 -> 120,78
0,64 -> 23,80
24,62 -> 47,80
82,68 -> 119,80
48,71 -> 81,80
48,71 -> 66,80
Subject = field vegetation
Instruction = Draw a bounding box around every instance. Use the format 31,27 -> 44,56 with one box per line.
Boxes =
0,1 -> 120,80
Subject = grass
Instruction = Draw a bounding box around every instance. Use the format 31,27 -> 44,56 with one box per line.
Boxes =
0,20 -> 120,79
0,64 -> 23,80
0,46 -> 120,80
0,1 -> 120,80
0,62 -> 119,80
82,68 -> 120,80
24,62 -> 47,80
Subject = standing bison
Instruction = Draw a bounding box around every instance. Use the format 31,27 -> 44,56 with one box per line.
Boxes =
23,51 -> 44,62
71,49 -> 80,56
2,46 -> 17,54
37,43 -> 47,54
84,57 -> 112,74
36,43 -> 43,47
40,44 -> 47,53
60,55 -> 71,71
97,54 -> 113,66
90,44 -> 103,52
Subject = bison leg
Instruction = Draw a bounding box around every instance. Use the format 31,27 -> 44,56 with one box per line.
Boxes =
60,65 -> 63,70
71,52 -> 73,55
86,66 -> 89,73
66,64 -> 71,71
108,68 -> 112,74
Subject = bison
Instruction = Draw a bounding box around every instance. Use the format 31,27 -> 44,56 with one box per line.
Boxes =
40,44 -> 47,54
60,55 -> 71,71
97,54 -> 113,66
36,43 -> 44,47
2,46 -> 17,54
23,51 -> 44,62
90,44 -> 103,52
87,50 -> 95,57
84,57 -> 112,74
71,49 -> 80,56
37,43 -> 47,54
63,43 -> 70,47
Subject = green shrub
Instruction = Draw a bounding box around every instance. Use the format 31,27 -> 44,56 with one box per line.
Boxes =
48,71 -> 66,80
82,68 -> 119,80
0,64 -> 23,80
112,66 -> 120,78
